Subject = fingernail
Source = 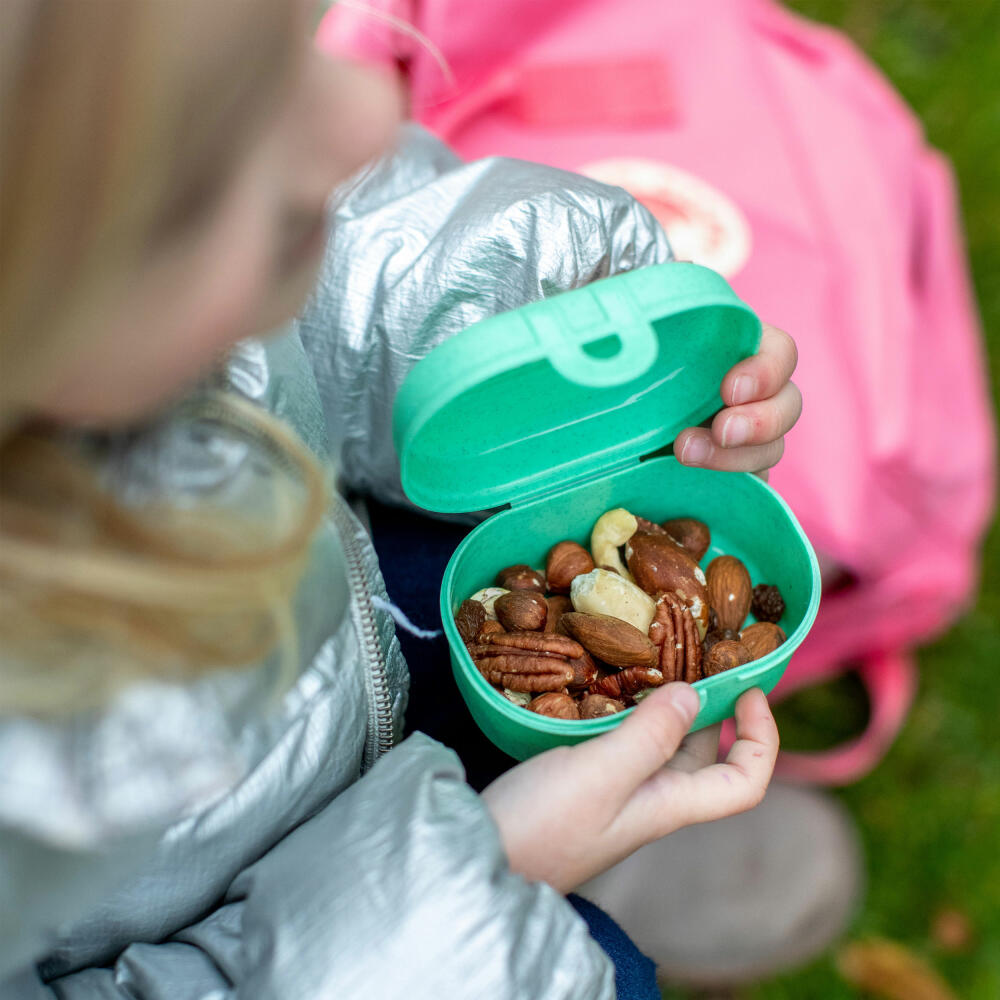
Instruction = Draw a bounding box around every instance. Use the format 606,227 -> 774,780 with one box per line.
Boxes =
668,683 -> 700,723
731,375 -> 756,405
680,434 -> 710,466
722,415 -> 751,448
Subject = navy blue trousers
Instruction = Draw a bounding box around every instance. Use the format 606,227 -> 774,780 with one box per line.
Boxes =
367,500 -> 659,1000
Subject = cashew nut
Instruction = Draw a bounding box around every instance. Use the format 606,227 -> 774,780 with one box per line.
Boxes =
469,587 -> 510,621
502,688 -> 532,707
570,568 -> 656,633
590,508 -> 639,581
631,688 -> 658,704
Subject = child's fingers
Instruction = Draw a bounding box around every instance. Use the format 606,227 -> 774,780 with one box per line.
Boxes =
571,683 -> 700,796
676,427 -> 784,474
615,688 -> 778,840
666,723 -> 722,774
710,381 -> 803,450
721,323 -> 798,406
668,688 -> 779,827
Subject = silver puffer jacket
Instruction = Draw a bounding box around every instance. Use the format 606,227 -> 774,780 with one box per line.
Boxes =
1,127 -> 671,999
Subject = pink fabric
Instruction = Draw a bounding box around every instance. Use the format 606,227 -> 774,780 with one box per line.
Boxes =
319,0 -> 995,782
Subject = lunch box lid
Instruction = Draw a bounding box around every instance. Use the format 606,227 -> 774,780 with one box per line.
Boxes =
393,262 -> 761,513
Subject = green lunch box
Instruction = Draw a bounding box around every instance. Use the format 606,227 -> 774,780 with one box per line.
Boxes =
393,261 -> 821,761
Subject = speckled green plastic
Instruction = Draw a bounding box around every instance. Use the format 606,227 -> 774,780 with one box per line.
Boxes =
393,262 -> 821,760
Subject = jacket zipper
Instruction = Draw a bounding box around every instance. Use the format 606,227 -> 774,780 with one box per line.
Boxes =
175,394 -> 396,770
330,495 -> 395,771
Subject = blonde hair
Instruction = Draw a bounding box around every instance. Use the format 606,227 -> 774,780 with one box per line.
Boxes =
0,1 -> 328,714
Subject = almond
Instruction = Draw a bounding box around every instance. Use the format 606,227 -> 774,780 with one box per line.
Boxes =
705,555 -> 752,632
740,621 -> 786,661
560,612 -> 659,669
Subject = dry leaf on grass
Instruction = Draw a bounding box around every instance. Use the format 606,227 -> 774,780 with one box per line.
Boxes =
931,906 -> 975,954
837,939 -> 958,1000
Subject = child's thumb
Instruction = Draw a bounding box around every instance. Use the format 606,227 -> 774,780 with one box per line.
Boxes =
574,683 -> 700,792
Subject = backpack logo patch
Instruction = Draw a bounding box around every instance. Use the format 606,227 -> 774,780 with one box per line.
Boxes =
579,158 -> 752,278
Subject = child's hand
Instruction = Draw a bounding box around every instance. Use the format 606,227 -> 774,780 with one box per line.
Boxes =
674,324 -> 801,478
481,685 -> 778,894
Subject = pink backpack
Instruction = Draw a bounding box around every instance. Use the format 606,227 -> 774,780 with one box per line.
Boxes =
319,0 -> 995,783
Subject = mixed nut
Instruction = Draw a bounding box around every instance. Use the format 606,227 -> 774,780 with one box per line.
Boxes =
454,508 -> 787,720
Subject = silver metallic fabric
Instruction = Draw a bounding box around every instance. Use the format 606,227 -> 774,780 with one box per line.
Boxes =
1,126 -> 671,998
300,123 -> 672,514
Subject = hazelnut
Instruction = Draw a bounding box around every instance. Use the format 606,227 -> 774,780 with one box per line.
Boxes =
663,518 -> 711,562
546,541 -> 594,594
477,619 -> 506,639
579,694 -> 626,718
496,564 -> 546,592
528,692 -> 581,719
494,591 -> 547,631
739,621 -> 786,661
703,628 -> 739,654
702,639 -> 752,676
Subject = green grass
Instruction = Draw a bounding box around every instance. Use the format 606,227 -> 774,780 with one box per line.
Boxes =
666,2 -> 1000,997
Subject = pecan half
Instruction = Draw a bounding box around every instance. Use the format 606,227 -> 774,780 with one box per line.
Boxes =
590,666 -> 665,700
648,592 -> 702,684
468,631 -> 582,692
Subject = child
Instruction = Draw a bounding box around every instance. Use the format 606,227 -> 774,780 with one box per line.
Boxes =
319,0 -> 996,786
0,2 -> 798,996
